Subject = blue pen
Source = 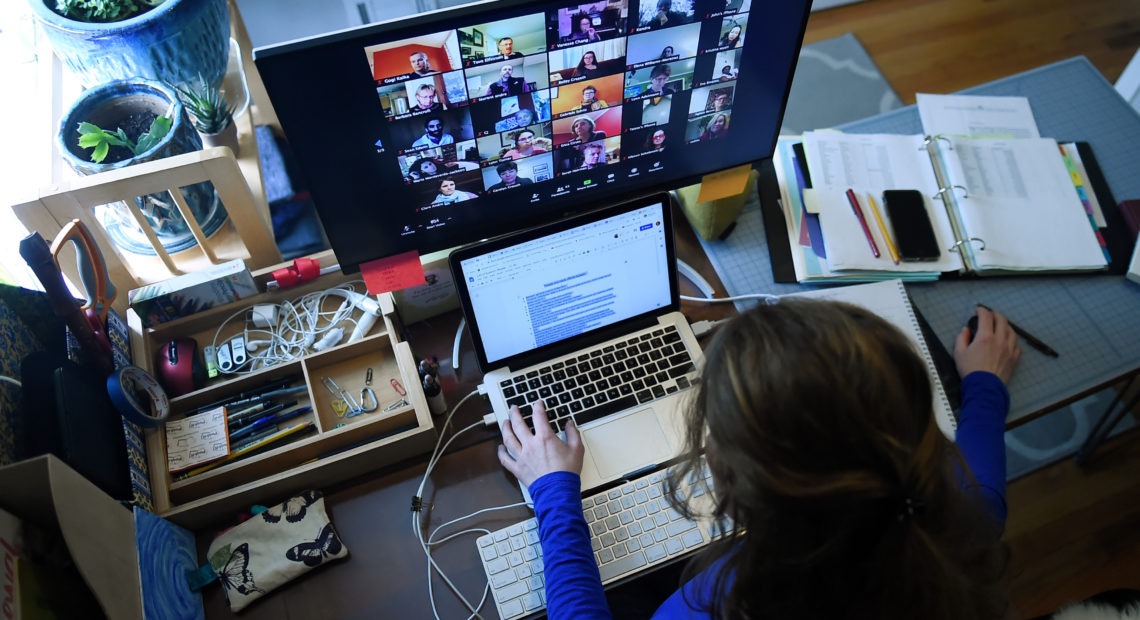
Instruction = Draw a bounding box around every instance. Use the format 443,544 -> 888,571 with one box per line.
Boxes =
230,406 -> 314,443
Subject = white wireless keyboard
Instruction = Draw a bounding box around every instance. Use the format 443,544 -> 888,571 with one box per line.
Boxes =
476,464 -> 727,619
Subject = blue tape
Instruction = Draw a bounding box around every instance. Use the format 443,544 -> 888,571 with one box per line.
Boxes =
107,365 -> 170,427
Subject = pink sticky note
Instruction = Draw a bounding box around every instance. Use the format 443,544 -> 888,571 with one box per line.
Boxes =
360,251 -> 426,294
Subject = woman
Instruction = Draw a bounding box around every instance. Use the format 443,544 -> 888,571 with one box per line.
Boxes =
659,46 -> 675,60
499,302 -> 1019,619
431,178 -> 477,204
720,24 -> 742,48
568,15 -> 601,42
571,116 -> 606,143
699,112 -> 729,140
645,128 -> 666,151
502,129 -> 548,160
576,51 -> 603,79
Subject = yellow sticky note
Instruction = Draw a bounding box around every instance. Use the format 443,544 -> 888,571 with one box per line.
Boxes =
696,164 -> 753,204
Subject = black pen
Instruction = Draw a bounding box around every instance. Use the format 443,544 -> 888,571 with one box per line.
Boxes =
977,303 -> 1059,358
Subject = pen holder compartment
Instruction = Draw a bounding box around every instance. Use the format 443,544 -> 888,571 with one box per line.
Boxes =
130,258 -> 436,530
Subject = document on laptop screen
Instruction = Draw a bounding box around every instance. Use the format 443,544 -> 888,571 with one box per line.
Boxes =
460,203 -> 672,366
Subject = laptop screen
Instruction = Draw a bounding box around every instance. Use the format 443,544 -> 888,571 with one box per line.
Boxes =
453,196 -> 675,370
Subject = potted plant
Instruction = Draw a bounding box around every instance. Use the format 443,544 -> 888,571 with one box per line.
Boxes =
59,78 -> 229,255
175,76 -> 239,156
29,0 -> 230,89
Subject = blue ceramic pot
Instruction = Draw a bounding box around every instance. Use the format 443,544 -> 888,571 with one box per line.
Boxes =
59,79 -> 228,255
30,0 -> 230,89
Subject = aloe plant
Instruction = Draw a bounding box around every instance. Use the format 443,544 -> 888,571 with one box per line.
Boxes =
75,114 -> 172,163
174,77 -> 235,135
54,0 -> 166,22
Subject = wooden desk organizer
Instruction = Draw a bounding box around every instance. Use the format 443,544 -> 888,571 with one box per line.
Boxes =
130,256 -> 436,529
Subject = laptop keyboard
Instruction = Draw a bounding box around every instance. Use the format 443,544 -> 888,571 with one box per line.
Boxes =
499,324 -> 697,430
477,462 -> 727,620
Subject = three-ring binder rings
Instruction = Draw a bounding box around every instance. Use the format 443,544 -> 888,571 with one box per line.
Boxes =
798,131 -> 1111,276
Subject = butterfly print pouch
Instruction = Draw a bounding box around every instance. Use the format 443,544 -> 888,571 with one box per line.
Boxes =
206,490 -> 349,612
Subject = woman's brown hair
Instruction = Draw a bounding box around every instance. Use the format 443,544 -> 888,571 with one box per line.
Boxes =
666,299 -> 1008,619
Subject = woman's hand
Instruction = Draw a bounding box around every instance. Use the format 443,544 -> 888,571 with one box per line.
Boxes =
498,400 -> 584,488
954,305 -> 1021,384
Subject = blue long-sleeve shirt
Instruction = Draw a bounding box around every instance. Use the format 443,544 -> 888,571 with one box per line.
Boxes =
527,371 -> 1011,619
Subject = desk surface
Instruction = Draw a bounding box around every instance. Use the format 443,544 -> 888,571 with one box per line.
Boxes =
701,57 -> 1140,424
201,57 -> 1140,619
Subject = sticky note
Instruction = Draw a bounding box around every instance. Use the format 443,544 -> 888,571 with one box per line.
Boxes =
696,163 -> 753,203
361,250 -> 426,294
165,407 -> 229,472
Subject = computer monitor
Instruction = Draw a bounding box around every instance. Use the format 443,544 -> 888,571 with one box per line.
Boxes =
254,0 -> 811,274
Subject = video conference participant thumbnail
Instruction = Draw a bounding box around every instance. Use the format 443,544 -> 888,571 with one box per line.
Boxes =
551,107 -> 622,147
469,92 -> 553,135
555,136 -> 621,174
482,154 -> 555,192
547,40 -> 627,84
715,0 -> 751,17
546,1 -> 628,47
550,74 -> 624,117
623,125 -> 670,159
625,22 -> 701,66
713,14 -> 747,51
398,142 -> 480,182
477,123 -> 554,163
622,93 -> 674,128
687,82 -> 734,117
413,170 -> 484,208
457,13 -> 547,66
623,57 -> 695,100
390,108 -> 476,153
365,34 -> 463,85
685,109 -> 730,142
467,56 -> 551,100
375,73 -> 469,118
634,0 -> 696,32
703,48 -> 741,84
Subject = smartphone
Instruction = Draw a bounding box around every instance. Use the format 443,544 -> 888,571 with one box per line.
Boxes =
883,189 -> 940,261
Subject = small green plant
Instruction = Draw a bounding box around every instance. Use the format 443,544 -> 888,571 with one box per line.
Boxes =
174,78 -> 235,135
54,0 -> 166,22
76,115 -> 172,163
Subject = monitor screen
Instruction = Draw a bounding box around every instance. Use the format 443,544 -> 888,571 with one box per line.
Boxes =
254,0 -> 811,273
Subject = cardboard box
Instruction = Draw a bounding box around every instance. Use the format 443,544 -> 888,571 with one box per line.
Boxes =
128,259 -> 258,327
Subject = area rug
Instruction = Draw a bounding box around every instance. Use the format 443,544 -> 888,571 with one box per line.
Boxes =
780,32 -> 903,135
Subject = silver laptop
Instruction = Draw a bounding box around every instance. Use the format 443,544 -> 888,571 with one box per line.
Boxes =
449,193 -> 703,496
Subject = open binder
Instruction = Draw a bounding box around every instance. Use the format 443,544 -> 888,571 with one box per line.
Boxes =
763,132 -> 1130,282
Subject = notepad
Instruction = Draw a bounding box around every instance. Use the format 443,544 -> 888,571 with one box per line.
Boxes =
801,131 -> 1108,275
788,280 -> 957,439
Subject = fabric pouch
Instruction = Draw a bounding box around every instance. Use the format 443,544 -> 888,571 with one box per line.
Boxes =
206,490 -> 348,612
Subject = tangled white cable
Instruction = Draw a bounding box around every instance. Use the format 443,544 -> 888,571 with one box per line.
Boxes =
212,281 -> 382,375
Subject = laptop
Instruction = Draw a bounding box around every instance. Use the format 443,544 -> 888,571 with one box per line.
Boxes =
449,193 -> 703,496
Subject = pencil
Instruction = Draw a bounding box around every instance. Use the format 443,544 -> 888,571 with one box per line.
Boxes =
867,192 -> 900,264
976,303 -> 1060,358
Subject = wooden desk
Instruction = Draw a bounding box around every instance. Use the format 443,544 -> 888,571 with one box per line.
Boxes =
197,200 -> 734,619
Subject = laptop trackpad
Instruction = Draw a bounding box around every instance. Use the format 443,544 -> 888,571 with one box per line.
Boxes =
583,408 -> 671,479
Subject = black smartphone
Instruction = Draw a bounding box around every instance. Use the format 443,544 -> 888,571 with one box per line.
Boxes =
883,189 -> 940,261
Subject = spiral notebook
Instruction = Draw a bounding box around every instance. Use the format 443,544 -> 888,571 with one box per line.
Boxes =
788,280 -> 957,438
798,131 -> 1117,276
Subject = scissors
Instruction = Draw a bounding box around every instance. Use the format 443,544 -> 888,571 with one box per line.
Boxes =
49,219 -> 116,354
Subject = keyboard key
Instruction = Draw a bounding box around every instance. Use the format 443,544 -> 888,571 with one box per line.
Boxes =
682,529 -> 706,549
491,569 -> 519,589
487,557 -> 510,574
613,545 -> 628,559
575,394 -> 638,426
482,546 -> 498,561
598,551 -> 648,582
665,538 -> 684,555
644,543 -> 668,563
500,598 -> 523,619
523,592 -> 543,612
639,533 -> 654,548
598,548 -> 614,563
666,519 -> 697,537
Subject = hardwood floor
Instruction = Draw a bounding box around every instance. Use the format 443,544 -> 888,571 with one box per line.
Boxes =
798,2 -> 1140,615
804,0 -> 1140,104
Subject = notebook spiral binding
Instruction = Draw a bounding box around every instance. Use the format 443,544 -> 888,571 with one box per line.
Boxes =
922,135 -> 986,270
895,280 -> 956,433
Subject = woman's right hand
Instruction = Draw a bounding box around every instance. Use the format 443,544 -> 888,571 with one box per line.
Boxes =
953,306 -> 1021,384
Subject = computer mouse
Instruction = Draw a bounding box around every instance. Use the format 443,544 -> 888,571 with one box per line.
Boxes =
154,337 -> 206,397
966,315 -> 978,344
